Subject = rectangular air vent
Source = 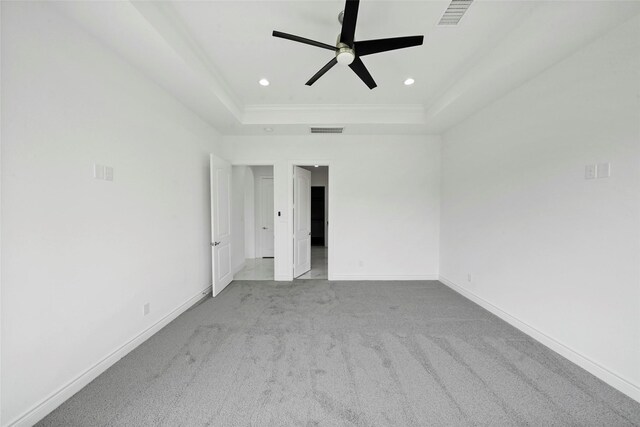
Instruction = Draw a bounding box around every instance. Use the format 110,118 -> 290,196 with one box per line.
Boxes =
310,127 -> 344,134
438,0 -> 473,26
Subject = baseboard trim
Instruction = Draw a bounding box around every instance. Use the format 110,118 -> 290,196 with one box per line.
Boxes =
330,274 -> 439,281
438,275 -> 640,403
7,287 -> 211,427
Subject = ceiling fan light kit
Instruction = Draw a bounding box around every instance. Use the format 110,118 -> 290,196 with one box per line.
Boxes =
272,0 -> 424,90
336,43 -> 355,66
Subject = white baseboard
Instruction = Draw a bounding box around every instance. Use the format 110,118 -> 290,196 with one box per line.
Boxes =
329,274 -> 439,281
438,276 -> 640,404
7,287 -> 211,427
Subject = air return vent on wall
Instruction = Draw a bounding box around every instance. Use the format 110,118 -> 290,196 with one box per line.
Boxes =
438,0 -> 473,26
310,127 -> 344,134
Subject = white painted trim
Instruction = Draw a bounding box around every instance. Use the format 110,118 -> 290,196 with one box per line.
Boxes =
230,161 -> 276,167
130,2 -> 244,121
7,287 -> 211,427
439,276 -> 640,404
329,274 -> 439,281
243,104 -> 426,126
244,103 -> 425,113
0,4 -> 3,419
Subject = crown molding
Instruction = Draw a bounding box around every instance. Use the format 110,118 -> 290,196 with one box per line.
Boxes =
130,1 -> 244,121
242,103 -> 426,125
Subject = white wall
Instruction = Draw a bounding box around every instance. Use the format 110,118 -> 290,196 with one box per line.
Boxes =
440,15 -> 640,401
222,135 -> 441,281
1,3 -> 221,425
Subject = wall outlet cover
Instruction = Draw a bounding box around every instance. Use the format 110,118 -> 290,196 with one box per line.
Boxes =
105,166 -> 114,181
585,164 -> 597,180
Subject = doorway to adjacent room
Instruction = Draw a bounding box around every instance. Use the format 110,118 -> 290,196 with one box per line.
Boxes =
232,165 -> 276,281
294,165 -> 329,279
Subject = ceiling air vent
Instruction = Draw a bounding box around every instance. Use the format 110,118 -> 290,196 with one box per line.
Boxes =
310,127 -> 344,134
438,0 -> 473,26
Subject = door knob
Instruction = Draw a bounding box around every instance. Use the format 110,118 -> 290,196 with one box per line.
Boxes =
211,241 -> 221,246
262,227 -> 268,230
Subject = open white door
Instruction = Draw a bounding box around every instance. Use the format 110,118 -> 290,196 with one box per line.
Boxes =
259,177 -> 275,257
210,154 -> 233,296
293,166 -> 311,278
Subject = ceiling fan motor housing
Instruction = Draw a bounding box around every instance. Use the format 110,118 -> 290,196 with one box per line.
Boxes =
336,43 -> 355,66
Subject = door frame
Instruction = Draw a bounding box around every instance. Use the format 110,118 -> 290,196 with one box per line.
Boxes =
288,161 -> 332,281
257,175 -> 275,258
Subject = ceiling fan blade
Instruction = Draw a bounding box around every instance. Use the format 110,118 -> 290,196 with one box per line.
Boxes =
272,31 -> 337,51
340,0 -> 360,47
306,58 -> 338,86
355,35 -> 424,56
349,57 -> 377,89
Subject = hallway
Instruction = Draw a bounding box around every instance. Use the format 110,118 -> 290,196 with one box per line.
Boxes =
298,247 -> 327,280
234,258 -> 274,280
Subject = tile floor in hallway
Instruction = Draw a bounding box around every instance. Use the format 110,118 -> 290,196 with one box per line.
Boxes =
234,246 -> 327,280
234,257 -> 274,280
298,246 -> 328,279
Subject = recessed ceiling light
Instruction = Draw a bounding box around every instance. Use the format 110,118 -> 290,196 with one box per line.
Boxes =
259,78 -> 270,86
404,78 -> 415,86
264,127 -> 273,132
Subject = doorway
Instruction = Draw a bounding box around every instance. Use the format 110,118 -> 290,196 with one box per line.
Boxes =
294,165 -> 329,280
311,187 -> 325,246
232,165 -> 276,281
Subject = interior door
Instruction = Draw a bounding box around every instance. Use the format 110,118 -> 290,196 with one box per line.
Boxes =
259,177 -> 275,257
293,166 -> 311,278
210,154 -> 233,296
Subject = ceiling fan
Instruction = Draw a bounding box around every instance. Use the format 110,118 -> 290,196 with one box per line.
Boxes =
272,0 -> 424,90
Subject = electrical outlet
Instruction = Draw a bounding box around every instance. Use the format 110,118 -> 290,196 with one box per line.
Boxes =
105,166 -> 114,181
467,274 -> 472,282
144,303 -> 150,316
358,260 -> 364,267
585,164 -> 597,180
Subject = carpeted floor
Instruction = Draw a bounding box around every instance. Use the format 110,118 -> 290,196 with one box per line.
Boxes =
39,280 -> 640,426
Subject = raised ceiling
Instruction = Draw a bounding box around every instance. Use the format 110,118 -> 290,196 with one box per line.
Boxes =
56,1 -> 640,135
170,0 -> 525,106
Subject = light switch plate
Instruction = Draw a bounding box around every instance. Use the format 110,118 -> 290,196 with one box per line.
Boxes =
597,162 -> 610,178
585,164 -> 597,180
105,166 -> 114,181
94,164 -> 105,180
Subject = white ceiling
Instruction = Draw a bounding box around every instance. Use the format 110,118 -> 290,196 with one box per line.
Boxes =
56,1 -> 640,135
170,0 -> 527,106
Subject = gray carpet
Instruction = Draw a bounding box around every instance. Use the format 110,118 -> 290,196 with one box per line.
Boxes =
39,280 -> 640,426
